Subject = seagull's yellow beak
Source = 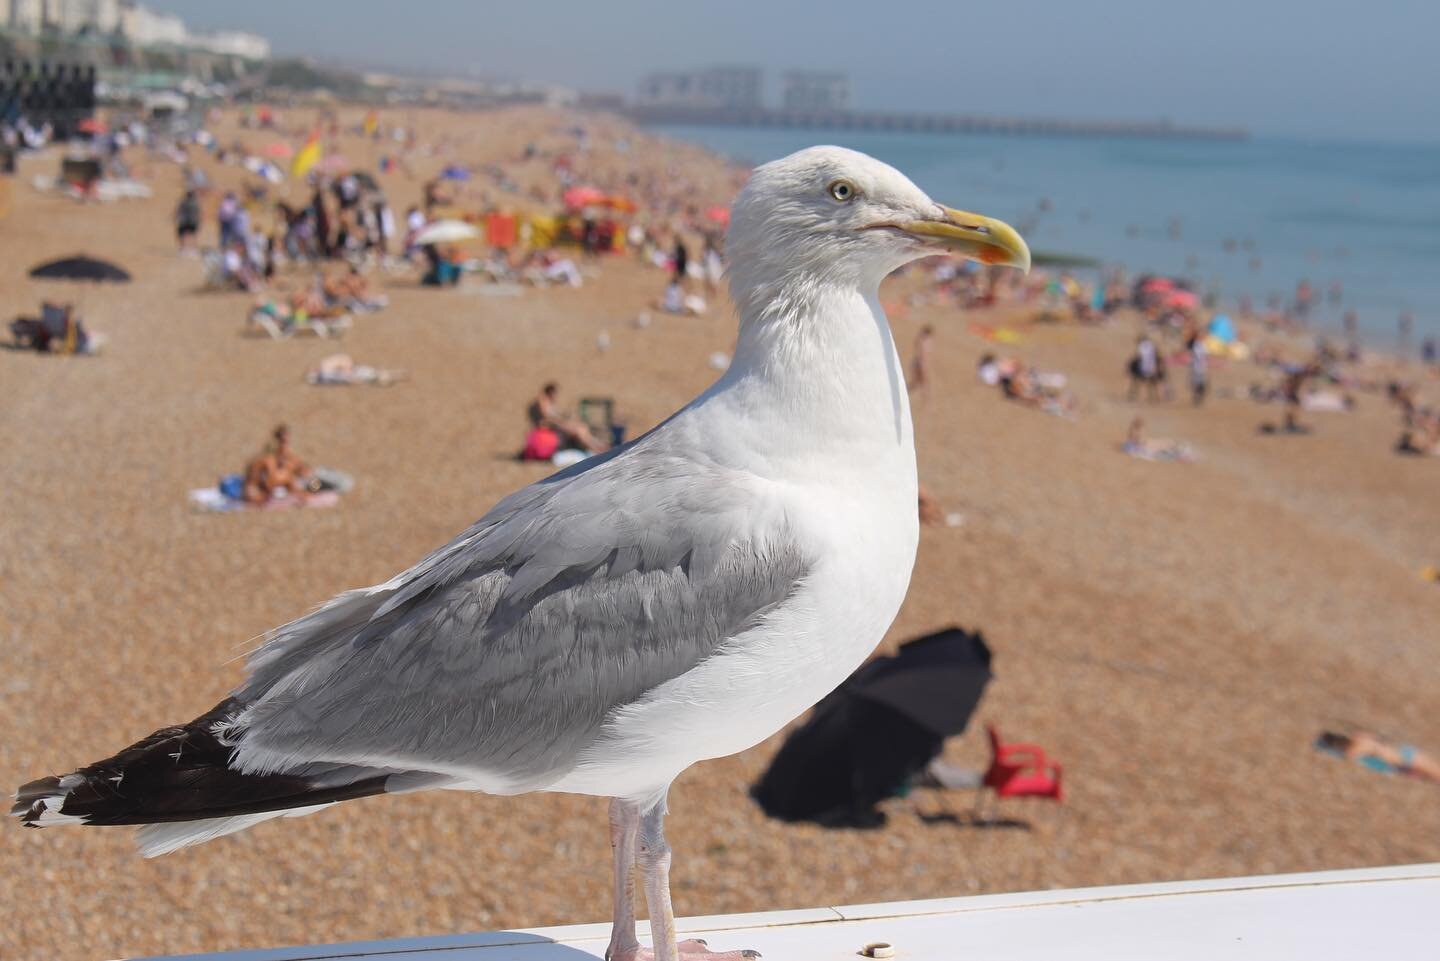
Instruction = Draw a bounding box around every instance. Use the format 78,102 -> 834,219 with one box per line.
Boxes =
900,207 -> 1031,273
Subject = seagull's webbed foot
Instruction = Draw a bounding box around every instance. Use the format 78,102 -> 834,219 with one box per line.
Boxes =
609,939 -> 760,961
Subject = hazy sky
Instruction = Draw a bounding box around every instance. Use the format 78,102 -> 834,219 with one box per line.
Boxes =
154,0 -> 1438,142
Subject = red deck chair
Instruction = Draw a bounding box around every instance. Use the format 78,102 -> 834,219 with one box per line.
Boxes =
976,724 -> 1063,817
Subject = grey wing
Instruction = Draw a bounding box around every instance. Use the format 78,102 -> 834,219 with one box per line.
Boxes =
225,442 -> 808,789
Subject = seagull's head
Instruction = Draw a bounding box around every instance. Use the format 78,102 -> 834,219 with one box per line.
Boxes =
727,146 -> 1029,306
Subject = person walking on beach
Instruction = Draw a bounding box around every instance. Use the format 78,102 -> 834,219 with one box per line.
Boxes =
1187,332 -> 1209,406
174,189 -> 200,254
672,234 -> 689,288
909,325 -> 935,401
217,191 -> 240,249
1127,334 -> 1163,402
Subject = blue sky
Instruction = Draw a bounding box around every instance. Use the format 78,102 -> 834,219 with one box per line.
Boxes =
155,0 -> 1439,142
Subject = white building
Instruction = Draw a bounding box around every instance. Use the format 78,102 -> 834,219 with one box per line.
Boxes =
189,29 -> 270,60
636,66 -> 763,111
118,2 -> 186,46
781,71 -> 850,112
52,0 -> 120,34
5,0 -> 46,32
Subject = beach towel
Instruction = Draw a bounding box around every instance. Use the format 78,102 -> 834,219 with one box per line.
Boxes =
1121,441 -> 1195,463
189,488 -> 340,513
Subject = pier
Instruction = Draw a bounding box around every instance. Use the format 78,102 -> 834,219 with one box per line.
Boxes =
627,105 -> 1248,141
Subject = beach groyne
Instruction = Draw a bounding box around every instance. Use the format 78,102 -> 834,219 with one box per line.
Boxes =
627,105 -> 1247,141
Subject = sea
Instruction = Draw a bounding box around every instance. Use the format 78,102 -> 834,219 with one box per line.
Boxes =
654,125 -> 1440,344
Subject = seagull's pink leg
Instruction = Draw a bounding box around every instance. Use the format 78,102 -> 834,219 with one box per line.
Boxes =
609,797 -> 758,961
606,799 -> 643,961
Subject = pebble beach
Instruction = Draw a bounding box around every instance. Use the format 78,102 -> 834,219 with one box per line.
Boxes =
2,106 -> 1438,961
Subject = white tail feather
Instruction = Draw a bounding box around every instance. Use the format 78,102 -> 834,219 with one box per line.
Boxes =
135,803 -> 334,858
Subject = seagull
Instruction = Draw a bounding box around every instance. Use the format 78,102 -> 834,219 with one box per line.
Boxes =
12,146 -> 1028,961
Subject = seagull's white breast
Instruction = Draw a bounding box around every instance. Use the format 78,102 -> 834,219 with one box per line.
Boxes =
552,289 -> 920,802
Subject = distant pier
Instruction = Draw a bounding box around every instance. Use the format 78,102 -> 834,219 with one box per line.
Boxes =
627,105 -> 1248,141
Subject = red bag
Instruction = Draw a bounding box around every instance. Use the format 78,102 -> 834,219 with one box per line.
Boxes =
523,426 -> 560,461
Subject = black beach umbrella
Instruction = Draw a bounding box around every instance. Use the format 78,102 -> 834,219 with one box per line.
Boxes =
351,171 -> 380,193
29,256 -> 131,283
752,626 -> 993,827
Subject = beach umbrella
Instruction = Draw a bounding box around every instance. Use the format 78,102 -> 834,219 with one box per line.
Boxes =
413,220 -> 480,245
76,117 -> 107,135
351,171 -> 380,193
705,205 -> 731,226
563,185 -> 607,209
1164,289 -> 1199,310
752,626 -> 993,826
262,142 -> 293,159
440,164 -> 472,182
29,256 -> 131,283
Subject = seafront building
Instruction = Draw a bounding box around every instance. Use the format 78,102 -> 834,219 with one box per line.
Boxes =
636,66 -> 763,111
781,70 -> 849,112
0,0 -> 270,60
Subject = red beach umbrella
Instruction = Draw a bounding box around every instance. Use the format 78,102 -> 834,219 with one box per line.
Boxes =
705,205 -> 731,226
563,186 -> 607,209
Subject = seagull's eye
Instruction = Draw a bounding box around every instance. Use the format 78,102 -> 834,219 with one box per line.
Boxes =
828,180 -> 856,203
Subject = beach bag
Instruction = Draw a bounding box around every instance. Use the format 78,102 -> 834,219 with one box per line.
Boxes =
218,473 -> 245,500
523,427 -> 560,461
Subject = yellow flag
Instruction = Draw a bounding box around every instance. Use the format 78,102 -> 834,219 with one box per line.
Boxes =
291,134 -> 322,179
363,111 -> 378,136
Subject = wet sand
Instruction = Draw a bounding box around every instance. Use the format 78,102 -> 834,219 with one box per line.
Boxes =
2,106 -> 1438,960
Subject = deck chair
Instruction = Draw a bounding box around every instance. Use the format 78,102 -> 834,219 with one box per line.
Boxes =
975,724 -> 1063,818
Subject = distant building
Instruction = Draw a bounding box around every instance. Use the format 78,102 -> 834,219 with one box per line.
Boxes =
53,0 -> 121,35
781,71 -> 849,112
189,29 -> 270,60
5,0 -> 46,32
636,66 -> 762,111
118,2 -> 186,46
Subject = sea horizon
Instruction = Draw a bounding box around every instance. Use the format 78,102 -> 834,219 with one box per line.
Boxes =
653,123 -> 1440,346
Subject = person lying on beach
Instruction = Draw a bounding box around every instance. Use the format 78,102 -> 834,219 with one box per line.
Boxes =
985,357 -> 1076,416
243,424 -> 315,504
1120,417 -> 1194,462
1315,730 -> 1440,784
527,382 -> 608,455
305,353 -> 404,387
522,250 -> 583,288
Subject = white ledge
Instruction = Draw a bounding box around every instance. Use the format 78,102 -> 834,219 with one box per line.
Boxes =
130,862 -> 1440,961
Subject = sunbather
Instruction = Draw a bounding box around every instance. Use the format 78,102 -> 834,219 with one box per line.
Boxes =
1120,417 -> 1194,462
10,303 -> 95,354
305,353 -> 403,386
1315,730 -> 1440,784
243,424 -> 315,504
323,267 -> 388,312
527,382 -> 607,455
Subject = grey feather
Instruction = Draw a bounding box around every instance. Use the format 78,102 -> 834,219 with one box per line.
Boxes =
228,434 -> 809,788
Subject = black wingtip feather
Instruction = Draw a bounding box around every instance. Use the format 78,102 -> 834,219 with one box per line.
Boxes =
12,697 -> 390,830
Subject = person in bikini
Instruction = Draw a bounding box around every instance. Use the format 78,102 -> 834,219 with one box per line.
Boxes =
243,424 -> 315,504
